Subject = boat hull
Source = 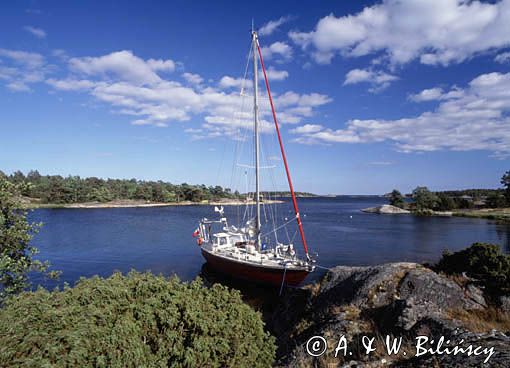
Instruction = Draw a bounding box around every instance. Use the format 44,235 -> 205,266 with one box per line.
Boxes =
201,248 -> 310,287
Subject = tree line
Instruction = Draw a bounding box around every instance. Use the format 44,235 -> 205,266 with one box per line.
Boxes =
0,170 -> 239,204
388,170 -> 510,211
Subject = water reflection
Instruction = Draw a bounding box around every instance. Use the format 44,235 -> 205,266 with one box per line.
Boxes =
495,223 -> 510,252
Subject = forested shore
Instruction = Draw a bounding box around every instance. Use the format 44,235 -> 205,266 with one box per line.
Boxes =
0,170 -> 319,208
1,170 -> 238,205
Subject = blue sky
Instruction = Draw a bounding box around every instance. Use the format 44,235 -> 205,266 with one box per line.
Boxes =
1,0 -> 509,195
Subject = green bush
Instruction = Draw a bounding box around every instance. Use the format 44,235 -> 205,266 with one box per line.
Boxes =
389,189 -> 405,208
0,177 -> 58,303
436,243 -> 510,299
485,192 -> 507,208
0,271 -> 275,367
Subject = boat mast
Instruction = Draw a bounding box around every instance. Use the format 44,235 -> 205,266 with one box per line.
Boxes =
252,30 -> 261,249
255,37 -> 311,261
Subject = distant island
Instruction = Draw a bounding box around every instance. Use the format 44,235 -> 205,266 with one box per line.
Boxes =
371,170 -> 510,223
260,191 -> 319,198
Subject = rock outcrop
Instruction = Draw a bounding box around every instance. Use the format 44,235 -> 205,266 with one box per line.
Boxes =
271,263 -> 509,367
361,205 -> 411,214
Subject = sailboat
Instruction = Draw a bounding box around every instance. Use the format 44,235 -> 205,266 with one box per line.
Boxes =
193,30 -> 315,287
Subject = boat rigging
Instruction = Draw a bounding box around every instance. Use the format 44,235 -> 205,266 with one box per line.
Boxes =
193,29 -> 316,287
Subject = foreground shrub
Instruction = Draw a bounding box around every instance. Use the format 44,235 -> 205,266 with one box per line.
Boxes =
436,242 -> 510,299
0,271 -> 275,367
0,177 -> 58,303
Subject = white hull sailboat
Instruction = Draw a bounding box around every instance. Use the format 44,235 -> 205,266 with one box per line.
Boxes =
193,30 -> 315,287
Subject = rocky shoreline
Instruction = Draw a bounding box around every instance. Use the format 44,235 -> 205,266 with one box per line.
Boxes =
362,204 -> 411,214
362,204 -> 510,223
267,263 -> 509,367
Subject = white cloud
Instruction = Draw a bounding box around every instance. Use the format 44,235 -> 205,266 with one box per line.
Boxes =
259,16 -> 293,36
182,72 -> 203,85
6,81 -> 31,92
261,67 -> 288,81
45,50 -> 330,136
495,52 -> 510,63
0,49 -> 44,68
24,26 -> 46,39
408,87 -> 444,102
0,48 -> 48,91
344,68 -> 398,92
69,51 -> 175,85
408,86 -> 466,102
290,0 -> 510,66
146,58 -> 175,72
275,91 -> 331,108
260,41 -> 293,61
46,78 -> 96,91
218,75 -> 252,90
292,71 -> 510,157
290,124 -> 323,134
52,49 -> 69,61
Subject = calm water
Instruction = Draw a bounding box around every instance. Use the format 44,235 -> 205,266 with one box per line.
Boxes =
29,197 -> 510,288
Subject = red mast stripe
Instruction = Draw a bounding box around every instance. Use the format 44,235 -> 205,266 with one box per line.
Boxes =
256,40 -> 310,257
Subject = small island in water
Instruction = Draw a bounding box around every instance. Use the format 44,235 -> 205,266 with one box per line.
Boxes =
360,174 -> 510,224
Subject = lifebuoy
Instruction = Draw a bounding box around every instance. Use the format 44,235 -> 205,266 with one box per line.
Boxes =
197,237 -> 204,246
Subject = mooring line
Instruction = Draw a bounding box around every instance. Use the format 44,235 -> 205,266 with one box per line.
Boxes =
279,264 -> 287,296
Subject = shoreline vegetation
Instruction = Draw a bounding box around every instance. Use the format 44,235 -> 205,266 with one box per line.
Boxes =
1,170 -> 317,209
21,198 -> 286,209
363,204 -> 510,223
3,169 -> 510,223
375,171 -> 510,223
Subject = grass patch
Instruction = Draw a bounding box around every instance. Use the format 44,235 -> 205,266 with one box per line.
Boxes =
447,307 -> 510,333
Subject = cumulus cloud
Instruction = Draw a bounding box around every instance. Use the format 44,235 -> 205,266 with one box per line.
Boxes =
69,51 -> 175,85
146,58 -> 175,72
261,67 -> 288,81
290,0 -> 510,66
46,78 -> 96,91
408,87 -> 444,102
292,71 -> 510,157
182,72 -> 203,85
44,50 -> 330,136
344,68 -> 398,92
0,48 -> 48,91
258,16 -> 293,36
0,49 -> 44,68
495,52 -> 510,63
52,49 -> 69,61
290,124 -> 323,134
24,26 -> 46,39
218,75 -> 251,90
260,41 -> 293,61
